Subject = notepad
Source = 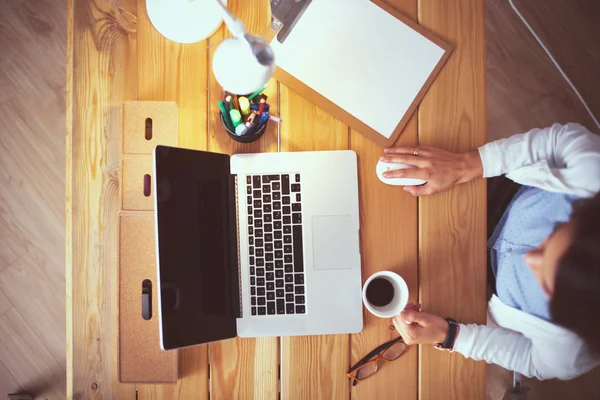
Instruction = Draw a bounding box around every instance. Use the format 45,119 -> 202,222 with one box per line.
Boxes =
270,0 -> 450,145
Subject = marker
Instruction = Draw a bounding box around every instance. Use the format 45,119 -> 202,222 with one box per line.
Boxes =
235,123 -> 247,136
239,96 -> 250,116
258,98 -> 266,115
219,100 -> 235,131
229,109 -> 242,127
252,93 -> 268,105
250,103 -> 270,112
224,95 -> 233,111
258,111 -> 269,126
248,83 -> 269,101
244,120 -> 257,136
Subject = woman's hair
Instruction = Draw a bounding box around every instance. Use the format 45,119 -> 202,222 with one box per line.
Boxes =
550,192 -> 600,354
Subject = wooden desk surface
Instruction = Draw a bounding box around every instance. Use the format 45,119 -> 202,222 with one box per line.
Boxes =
66,0 -> 486,398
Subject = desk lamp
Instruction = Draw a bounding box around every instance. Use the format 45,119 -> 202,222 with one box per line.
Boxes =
146,0 -> 275,94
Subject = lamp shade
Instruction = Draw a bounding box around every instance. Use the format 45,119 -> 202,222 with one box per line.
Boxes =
212,38 -> 276,95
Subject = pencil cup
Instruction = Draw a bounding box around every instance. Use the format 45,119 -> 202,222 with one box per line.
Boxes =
220,113 -> 268,144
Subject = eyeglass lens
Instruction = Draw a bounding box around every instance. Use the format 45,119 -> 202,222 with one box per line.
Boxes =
382,341 -> 407,361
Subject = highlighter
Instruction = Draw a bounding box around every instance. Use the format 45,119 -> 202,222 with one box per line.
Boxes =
229,109 -> 242,127
235,123 -> 247,136
239,96 -> 250,116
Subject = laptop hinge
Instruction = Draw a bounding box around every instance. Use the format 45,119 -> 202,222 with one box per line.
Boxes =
230,174 -> 243,319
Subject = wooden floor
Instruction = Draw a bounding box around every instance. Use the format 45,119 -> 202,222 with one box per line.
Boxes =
0,0 -> 597,399
0,0 -> 67,399
485,0 -> 600,397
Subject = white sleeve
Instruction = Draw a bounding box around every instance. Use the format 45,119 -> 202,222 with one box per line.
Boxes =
453,323 -> 544,379
477,123 -> 600,197
453,323 -> 585,381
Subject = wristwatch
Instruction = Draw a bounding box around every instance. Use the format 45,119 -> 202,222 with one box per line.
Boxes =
435,318 -> 460,351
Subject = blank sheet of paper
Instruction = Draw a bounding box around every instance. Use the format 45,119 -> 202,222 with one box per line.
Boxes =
270,0 -> 446,139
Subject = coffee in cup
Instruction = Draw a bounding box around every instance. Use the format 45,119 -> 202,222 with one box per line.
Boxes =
362,271 -> 408,318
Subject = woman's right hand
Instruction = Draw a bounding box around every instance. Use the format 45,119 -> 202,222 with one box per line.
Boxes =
379,147 -> 483,196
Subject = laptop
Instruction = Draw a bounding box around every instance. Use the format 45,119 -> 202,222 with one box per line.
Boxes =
153,146 -> 363,350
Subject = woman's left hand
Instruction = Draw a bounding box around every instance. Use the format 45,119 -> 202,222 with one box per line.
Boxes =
392,303 -> 449,345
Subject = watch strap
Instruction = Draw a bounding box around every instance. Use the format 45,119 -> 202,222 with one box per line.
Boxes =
440,318 -> 458,349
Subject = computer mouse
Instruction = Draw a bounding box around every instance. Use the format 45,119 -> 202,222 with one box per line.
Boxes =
376,160 -> 427,186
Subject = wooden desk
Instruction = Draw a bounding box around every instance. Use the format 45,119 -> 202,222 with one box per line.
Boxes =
66,0 -> 486,398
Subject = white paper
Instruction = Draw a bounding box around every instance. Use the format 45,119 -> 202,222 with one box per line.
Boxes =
270,0 -> 445,138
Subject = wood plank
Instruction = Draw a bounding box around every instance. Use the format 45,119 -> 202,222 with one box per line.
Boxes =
67,0 -> 138,398
136,0 -> 209,151
138,348 -> 209,400
135,0 -> 210,397
349,1 -> 418,398
513,0 -> 600,123
349,117 -> 419,400
210,337 -> 279,400
0,288 -> 11,316
0,248 -> 65,367
486,0 -> 597,141
278,86 -> 350,400
417,1 -> 487,399
0,357 -> 20,397
0,308 -> 65,399
206,1 -> 280,399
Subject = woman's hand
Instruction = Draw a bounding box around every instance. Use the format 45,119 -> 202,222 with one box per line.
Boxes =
380,147 -> 483,196
392,303 -> 449,345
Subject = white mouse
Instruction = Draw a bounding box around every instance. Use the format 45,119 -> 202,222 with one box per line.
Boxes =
376,160 -> 427,186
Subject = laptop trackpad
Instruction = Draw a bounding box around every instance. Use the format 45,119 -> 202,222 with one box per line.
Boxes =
312,215 -> 354,270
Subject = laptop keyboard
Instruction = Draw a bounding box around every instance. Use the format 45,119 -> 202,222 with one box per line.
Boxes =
246,173 -> 306,316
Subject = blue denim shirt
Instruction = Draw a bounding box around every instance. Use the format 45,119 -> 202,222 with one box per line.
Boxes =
489,186 -> 580,321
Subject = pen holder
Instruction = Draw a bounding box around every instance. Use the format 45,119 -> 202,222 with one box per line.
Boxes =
220,113 -> 268,144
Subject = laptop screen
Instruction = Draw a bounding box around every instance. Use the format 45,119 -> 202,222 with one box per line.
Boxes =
154,146 -> 238,349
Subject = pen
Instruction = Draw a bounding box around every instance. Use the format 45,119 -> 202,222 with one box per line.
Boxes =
248,83 -> 269,101
269,115 -> 282,123
248,112 -> 258,124
219,100 -> 235,131
258,98 -> 265,115
226,92 -> 240,110
224,95 -> 233,111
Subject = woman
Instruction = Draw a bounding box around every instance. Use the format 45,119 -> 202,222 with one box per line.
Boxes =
380,123 -> 600,380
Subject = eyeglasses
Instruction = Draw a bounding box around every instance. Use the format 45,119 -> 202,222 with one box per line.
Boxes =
346,336 -> 407,386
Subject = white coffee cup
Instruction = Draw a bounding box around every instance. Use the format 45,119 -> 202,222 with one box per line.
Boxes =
362,271 -> 409,318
